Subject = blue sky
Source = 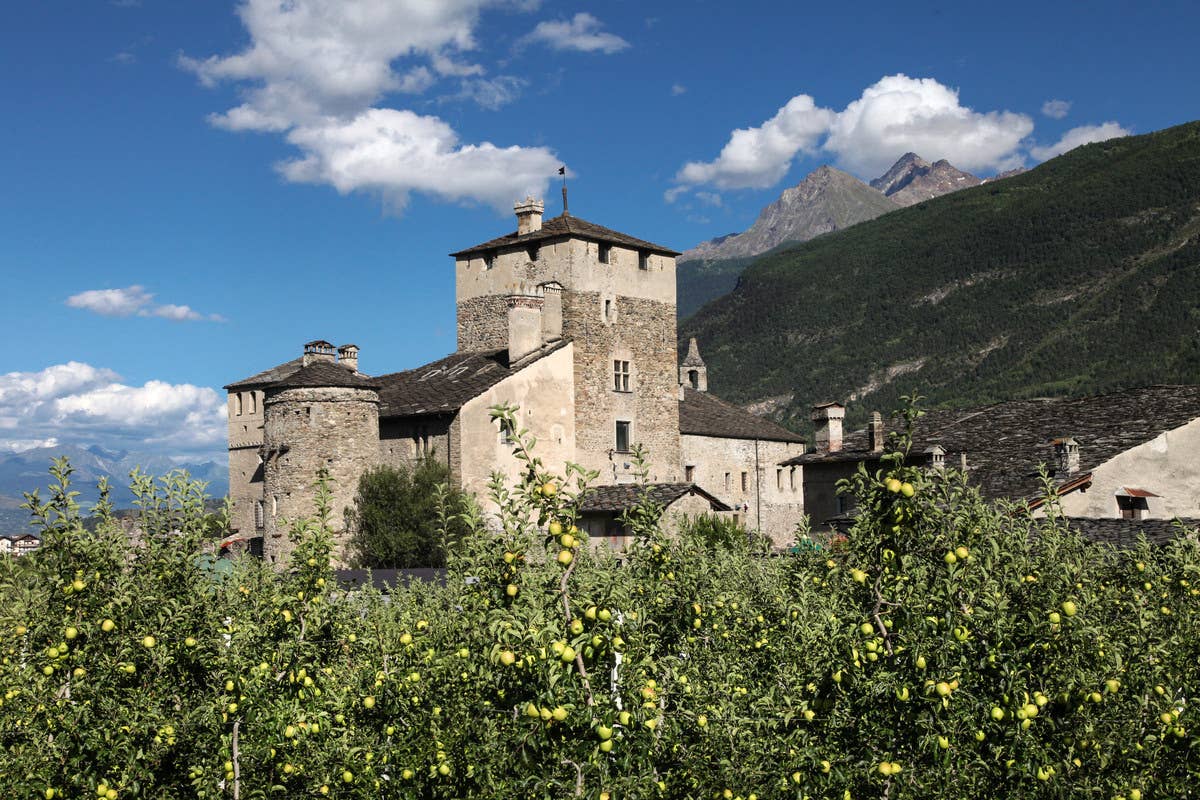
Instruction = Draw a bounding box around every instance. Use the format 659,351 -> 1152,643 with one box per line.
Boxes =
2,0 -> 1197,461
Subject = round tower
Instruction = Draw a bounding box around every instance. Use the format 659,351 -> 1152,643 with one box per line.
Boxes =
261,350 -> 379,566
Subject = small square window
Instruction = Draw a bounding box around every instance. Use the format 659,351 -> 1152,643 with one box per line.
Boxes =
638,251 -> 650,270
613,360 -> 631,392
615,420 -> 631,452
484,250 -> 497,270
684,465 -> 695,483
599,244 -> 612,264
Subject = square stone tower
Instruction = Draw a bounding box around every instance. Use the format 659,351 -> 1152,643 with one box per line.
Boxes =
450,200 -> 682,483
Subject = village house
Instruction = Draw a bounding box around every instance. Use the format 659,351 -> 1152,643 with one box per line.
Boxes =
225,200 -> 805,564
788,386 -> 1200,536
0,533 -> 42,557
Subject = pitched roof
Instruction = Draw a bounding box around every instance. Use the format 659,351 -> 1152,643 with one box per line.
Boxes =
450,213 -> 680,258
579,482 -> 732,513
224,357 -> 304,390
679,387 -> 806,443
268,360 -> 379,390
1066,516 -> 1200,548
375,340 -> 568,418
785,385 -> 1200,504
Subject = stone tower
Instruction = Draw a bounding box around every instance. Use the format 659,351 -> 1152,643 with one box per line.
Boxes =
450,199 -> 682,483
260,341 -> 379,564
679,337 -> 708,392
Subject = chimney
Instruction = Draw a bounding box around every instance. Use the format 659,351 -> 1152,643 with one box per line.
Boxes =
811,402 -> 845,453
337,344 -> 359,373
679,337 -> 708,392
1054,437 -> 1080,475
868,411 -> 884,452
506,283 -> 544,363
514,196 -> 545,235
924,444 -> 946,470
302,339 -> 337,366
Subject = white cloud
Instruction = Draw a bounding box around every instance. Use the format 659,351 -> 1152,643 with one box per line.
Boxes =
824,75 -> 1033,177
518,12 -> 629,54
182,0 -> 561,213
280,109 -> 558,211
674,94 -> 836,190
65,285 -> 224,322
0,363 -> 225,457
1,438 -> 59,454
671,83 -> 686,96
1029,122 -> 1131,161
671,74 -> 1035,195
1042,99 -> 1071,119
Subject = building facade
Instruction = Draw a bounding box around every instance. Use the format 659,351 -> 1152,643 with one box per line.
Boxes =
226,201 -> 808,564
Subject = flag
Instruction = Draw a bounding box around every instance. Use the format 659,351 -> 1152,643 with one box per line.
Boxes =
558,166 -> 565,175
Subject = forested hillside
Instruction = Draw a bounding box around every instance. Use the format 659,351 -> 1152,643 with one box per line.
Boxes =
680,121 -> 1200,433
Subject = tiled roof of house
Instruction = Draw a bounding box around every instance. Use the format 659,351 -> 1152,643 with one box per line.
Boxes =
224,357 -> 304,390
784,385 -> 1200,504
680,387 -> 806,443
450,213 -> 680,258
1066,516 -> 1200,548
375,340 -> 569,418
267,360 -> 380,390
579,482 -> 731,513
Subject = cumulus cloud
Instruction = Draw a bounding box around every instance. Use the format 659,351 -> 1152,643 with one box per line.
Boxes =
65,285 -> 224,322
181,0 -> 561,212
675,94 -> 835,190
671,74 -> 1036,197
0,363 -> 225,457
518,13 -> 630,54
1029,122 -> 1131,161
825,75 -> 1033,176
1042,99 -> 1071,119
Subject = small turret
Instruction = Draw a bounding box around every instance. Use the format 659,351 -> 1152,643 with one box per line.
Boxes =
679,337 -> 708,392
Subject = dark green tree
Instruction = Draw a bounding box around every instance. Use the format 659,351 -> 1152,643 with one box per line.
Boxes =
345,456 -> 470,568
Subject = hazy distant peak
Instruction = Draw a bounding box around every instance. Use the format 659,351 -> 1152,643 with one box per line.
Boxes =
870,152 -> 981,207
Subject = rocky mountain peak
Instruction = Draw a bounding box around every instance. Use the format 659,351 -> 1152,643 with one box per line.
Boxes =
870,153 -> 981,207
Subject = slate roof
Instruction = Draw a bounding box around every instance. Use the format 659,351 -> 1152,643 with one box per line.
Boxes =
268,360 -> 379,390
224,357 -> 304,390
1066,517 -> 1200,548
784,385 -> 1200,505
375,340 -> 569,418
679,387 -> 806,443
450,213 -> 679,258
579,482 -> 732,513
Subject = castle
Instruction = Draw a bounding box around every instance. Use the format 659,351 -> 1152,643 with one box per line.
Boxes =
225,199 -> 806,564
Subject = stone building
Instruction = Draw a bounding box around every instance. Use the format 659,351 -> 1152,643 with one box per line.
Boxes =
225,201 -> 807,564
788,386 -> 1200,529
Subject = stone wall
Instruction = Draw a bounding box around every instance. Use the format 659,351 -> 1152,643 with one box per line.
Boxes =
261,386 -> 379,566
680,433 -> 806,546
378,415 -> 453,475
456,295 -> 511,352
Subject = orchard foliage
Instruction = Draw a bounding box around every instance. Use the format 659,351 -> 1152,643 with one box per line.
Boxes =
2,409 -> 1199,799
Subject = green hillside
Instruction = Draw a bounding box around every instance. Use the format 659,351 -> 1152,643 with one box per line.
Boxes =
679,121 -> 1200,433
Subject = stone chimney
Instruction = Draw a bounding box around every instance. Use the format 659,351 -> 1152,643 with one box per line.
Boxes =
811,402 -> 845,453
868,411 -> 884,452
302,340 -> 337,366
679,337 -> 708,392
506,283 -> 544,363
1054,437 -> 1080,475
338,344 -> 359,373
514,196 -> 545,235
924,444 -> 946,470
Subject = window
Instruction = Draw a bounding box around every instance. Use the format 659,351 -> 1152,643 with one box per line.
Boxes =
484,250 -> 497,270
638,251 -> 650,270
599,244 -> 612,264
527,244 -> 539,262
684,465 -> 695,483
724,472 -> 731,493
741,471 -> 748,493
254,500 -> 265,530
249,391 -> 257,415
613,360 -> 631,392
603,298 -> 613,323
776,468 -> 783,491
790,466 -> 797,492
498,416 -> 516,445
236,393 -> 243,416
615,420 -> 631,452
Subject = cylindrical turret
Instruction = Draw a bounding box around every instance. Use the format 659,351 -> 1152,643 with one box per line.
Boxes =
261,360 -> 379,566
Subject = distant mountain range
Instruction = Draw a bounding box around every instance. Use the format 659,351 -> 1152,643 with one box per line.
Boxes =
676,153 -> 1017,317
0,444 -> 227,534
678,121 -> 1200,434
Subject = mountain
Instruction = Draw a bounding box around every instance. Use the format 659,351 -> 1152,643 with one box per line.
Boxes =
677,166 -> 901,316
679,121 -> 1200,434
0,444 -> 228,533
870,152 -> 982,206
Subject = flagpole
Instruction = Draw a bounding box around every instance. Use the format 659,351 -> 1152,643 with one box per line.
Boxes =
559,165 -> 568,215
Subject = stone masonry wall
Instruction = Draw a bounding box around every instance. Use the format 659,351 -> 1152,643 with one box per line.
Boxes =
456,295 -> 511,352
262,386 -> 379,566
226,389 -> 265,536
378,416 -> 453,475
680,433 -> 805,547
